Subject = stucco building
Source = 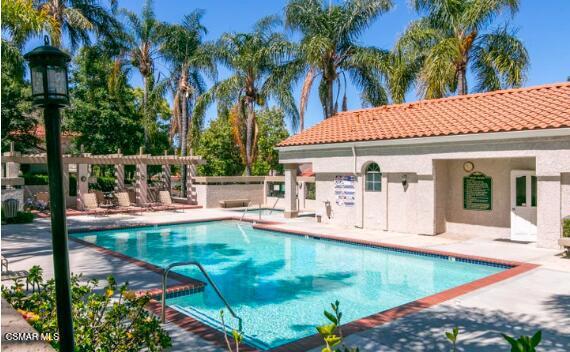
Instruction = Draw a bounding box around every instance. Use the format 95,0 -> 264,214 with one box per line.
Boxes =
277,82 -> 570,249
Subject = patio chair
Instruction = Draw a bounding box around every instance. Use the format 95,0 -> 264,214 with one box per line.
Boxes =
1,255 -> 29,290
81,193 -> 108,216
155,191 -> 178,212
2,199 -> 19,220
116,192 -> 143,214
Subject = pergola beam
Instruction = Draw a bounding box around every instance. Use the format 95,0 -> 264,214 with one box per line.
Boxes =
1,154 -> 205,165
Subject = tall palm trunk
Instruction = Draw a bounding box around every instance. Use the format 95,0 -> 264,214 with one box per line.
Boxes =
457,65 -> 468,95
324,77 -> 335,118
180,71 -> 189,197
142,74 -> 150,145
244,99 -> 255,176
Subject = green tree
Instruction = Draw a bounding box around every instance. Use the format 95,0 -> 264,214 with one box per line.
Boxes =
161,10 -> 215,196
251,108 -> 289,176
1,0 -> 50,151
64,45 -> 144,155
0,52 -> 39,152
195,116 -> 244,177
195,16 -> 299,175
285,0 -> 393,128
121,0 -> 167,146
397,0 -> 529,98
36,0 -> 121,49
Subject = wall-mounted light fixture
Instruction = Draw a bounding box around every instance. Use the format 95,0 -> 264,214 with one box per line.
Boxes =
80,176 -> 87,182
401,174 -> 408,187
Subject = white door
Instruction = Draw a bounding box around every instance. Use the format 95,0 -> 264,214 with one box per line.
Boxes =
510,170 -> 537,241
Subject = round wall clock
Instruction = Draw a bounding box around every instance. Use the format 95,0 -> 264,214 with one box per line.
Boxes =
463,161 -> 474,172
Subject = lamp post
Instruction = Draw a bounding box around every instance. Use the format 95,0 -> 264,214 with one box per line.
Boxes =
24,36 -> 74,351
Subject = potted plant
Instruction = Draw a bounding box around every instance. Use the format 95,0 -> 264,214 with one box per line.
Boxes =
559,216 -> 570,257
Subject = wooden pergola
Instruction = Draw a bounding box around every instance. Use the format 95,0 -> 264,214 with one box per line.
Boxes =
2,146 -> 205,209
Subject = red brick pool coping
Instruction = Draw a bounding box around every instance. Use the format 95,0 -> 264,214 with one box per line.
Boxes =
69,216 -> 539,352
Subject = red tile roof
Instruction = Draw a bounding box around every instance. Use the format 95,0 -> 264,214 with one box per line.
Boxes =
278,82 -> 570,147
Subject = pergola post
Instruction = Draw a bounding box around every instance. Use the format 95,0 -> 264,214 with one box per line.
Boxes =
4,142 -> 21,178
135,147 -> 148,205
186,164 -> 196,204
162,150 -> 171,191
62,166 -> 69,199
284,163 -> 298,218
76,155 -> 89,210
114,149 -> 124,192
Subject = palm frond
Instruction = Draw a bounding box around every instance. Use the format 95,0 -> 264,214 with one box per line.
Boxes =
472,26 -> 528,92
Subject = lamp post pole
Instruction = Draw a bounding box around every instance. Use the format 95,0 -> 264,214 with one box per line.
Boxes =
24,37 -> 75,351
44,106 -> 75,351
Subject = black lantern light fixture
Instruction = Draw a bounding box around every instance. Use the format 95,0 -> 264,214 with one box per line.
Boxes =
24,36 -> 71,107
24,36 -> 75,352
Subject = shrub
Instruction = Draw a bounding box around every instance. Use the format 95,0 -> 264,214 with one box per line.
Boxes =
23,173 -> 49,185
2,269 -> 171,351
89,176 -> 116,192
563,217 -> 570,238
3,211 -> 35,224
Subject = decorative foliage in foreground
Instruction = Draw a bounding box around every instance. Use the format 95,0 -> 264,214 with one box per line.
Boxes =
2,268 -> 171,351
317,300 -> 359,352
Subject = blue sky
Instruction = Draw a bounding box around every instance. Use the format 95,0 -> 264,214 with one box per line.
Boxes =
28,0 -> 570,133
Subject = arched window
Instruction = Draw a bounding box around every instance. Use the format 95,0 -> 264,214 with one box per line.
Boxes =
365,163 -> 381,192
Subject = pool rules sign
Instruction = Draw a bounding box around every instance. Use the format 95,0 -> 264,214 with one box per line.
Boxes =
334,175 -> 356,207
463,172 -> 492,210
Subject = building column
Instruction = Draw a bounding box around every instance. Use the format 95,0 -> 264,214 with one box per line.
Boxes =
284,163 -> 298,218
135,163 -> 148,205
186,164 -> 196,204
62,166 -> 69,198
537,175 -> 561,248
4,143 -> 21,178
76,163 -> 89,210
115,164 -> 125,192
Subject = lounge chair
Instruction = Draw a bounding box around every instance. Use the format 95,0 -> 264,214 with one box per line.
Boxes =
154,191 -> 178,212
82,193 -> 108,216
116,192 -> 142,214
1,255 -> 29,290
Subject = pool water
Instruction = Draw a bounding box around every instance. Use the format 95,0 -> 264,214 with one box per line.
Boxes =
72,221 -> 506,349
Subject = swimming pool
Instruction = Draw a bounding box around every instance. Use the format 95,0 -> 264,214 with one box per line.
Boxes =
72,221 -> 507,349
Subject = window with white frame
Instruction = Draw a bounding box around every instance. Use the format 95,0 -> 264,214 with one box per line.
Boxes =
365,163 -> 381,192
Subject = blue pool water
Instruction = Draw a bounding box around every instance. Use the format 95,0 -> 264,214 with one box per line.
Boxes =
72,221 -> 506,349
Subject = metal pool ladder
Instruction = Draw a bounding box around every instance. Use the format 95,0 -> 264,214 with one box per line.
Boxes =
161,261 -> 243,332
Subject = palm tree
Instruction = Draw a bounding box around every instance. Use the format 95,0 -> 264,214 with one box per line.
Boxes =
396,0 -> 529,99
161,10 -> 216,196
195,16 -> 298,175
285,0 -> 393,129
36,0 -> 120,49
122,0 -> 166,145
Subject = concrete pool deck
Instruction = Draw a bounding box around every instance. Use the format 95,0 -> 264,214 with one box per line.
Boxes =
1,208 -> 569,351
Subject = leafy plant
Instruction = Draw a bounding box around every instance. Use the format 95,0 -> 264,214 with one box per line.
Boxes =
3,211 -> 35,224
562,218 -> 570,238
502,331 -> 542,352
2,268 -> 171,351
26,265 -> 43,293
317,301 -> 359,352
445,327 -> 460,352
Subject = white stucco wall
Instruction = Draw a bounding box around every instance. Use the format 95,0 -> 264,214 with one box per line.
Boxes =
279,134 -> 570,248
443,158 -> 535,238
194,183 -> 264,208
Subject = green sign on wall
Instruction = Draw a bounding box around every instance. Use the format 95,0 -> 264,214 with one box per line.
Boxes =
463,172 -> 492,211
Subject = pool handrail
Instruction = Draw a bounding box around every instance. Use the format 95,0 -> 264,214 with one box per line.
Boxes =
239,200 -> 252,221
161,261 -> 243,332
268,198 -> 279,215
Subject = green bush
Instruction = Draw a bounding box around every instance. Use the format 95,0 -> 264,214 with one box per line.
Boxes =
563,217 -> 570,238
23,173 -> 49,185
69,175 -> 77,196
3,211 -> 35,224
89,176 -> 116,192
2,269 -> 171,351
